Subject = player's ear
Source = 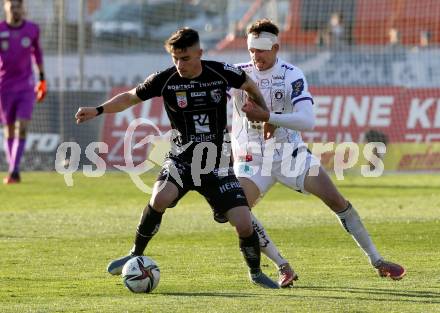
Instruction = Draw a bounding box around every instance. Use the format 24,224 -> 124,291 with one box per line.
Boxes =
273,44 -> 280,53
197,48 -> 203,58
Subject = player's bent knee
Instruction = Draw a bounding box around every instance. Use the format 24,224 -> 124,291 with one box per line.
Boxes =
150,181 -> 179,211
149,192 -> 177,212
149,195 -> 174,212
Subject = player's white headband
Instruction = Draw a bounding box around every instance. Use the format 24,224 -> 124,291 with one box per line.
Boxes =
247,31 -> 278,50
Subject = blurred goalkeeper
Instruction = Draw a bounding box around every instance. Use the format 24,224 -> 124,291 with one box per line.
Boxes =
76,28 -> 281,289
0,0 -> 46,184
228,19 -> 405,281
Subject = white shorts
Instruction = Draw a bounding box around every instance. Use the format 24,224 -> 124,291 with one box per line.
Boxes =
233,145 -> 320,195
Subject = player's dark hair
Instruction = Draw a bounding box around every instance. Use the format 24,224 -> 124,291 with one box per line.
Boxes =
247,19 -> 279,36
164,28 -> 200,52
365,129 -> 388,145
4,0 -> 23,3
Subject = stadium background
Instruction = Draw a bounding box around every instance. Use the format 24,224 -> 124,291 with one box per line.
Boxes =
1,0 -> 439,173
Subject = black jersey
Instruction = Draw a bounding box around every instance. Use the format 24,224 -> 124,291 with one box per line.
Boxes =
136,60 -> 246,162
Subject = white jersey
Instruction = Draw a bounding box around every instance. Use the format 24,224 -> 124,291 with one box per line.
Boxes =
230,58 -> 313,159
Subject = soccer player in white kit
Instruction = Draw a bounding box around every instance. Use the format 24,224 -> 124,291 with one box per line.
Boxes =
229,19 -> 406,281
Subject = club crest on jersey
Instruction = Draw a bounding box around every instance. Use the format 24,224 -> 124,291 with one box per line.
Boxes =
291,79 -> 304,99
210,89 -> 222,103
176,91 -> 188,108
21,37 -> 31,48
273,89 -> 284,100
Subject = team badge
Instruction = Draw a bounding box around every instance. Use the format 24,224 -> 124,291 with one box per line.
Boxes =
210,89 -> 222,103
176,91 -> 188,108
21,37 -> 31,48
1,41 -> 8,51
291,79 -> 304,99
274,89 -> 284,100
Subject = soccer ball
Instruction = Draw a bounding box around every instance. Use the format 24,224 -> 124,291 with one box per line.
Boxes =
121,256 -> 160,293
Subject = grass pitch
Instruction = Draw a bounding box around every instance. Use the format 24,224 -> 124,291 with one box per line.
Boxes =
0,172 -> 439,313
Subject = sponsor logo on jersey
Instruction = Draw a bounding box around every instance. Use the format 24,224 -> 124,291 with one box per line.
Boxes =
191,91 -> 206,97
210,88 -> 222,103
176,91 -> 188,108
21,37 -> 31,48
272,75 -> 284,80
0,31 -> 10,38
274,89 -> 284,100
189,133 -> 217,142
291,79 -> 304,99
192,113 -> 210,133
168,84 -> 196,91
223,63 -> 243,75
260,79 -> 270,89
272,82 -> 285,87
199,81 -> 223,87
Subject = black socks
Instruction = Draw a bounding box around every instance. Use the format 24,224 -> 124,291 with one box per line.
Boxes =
132,204 -> 163,256
239,230 -> 261,274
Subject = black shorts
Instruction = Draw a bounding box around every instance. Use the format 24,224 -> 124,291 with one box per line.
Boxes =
157,156 -> 249,221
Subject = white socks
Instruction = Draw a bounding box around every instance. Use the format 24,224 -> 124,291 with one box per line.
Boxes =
336,202 -> 382,265
251,213 -> 288,267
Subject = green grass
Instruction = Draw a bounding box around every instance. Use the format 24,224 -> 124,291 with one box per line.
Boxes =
0,172 -> 439,313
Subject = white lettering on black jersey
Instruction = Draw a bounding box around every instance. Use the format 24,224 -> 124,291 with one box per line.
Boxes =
136,60 -> 246,161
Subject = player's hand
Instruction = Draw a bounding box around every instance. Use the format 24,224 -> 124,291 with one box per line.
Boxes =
75,107 -> 98,124
242,98 -> 270,122
264,122 -> 277,140
35,80 -> 47,102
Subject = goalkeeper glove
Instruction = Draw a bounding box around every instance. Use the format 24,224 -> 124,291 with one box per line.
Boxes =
35,73 -> 47,102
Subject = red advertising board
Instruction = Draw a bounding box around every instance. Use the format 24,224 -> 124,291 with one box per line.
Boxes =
100,87 -> 440,167
307,87 -> 440,143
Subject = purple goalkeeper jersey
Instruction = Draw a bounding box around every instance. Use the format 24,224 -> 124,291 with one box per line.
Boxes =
0,20 -> 43,93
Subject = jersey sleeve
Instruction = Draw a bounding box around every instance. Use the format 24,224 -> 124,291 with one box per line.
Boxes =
288,69 -> 314,106
31,24 -> 43,66
219,63 -> 247,89
135,72 -> 162,101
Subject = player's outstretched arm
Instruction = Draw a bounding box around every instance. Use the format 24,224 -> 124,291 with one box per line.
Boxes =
75,88 -> 142,124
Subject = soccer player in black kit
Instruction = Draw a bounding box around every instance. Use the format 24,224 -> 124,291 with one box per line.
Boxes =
75,28 -> 279,288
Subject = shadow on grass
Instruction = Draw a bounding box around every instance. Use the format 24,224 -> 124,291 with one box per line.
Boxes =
338,184 -> 436,190
292,286 -> 440,304
158,292 -> 256,298
160,287 -> 440,305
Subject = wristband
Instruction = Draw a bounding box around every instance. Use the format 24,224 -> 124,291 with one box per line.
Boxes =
96,106 -> 104,116
39,72 -> 45,81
